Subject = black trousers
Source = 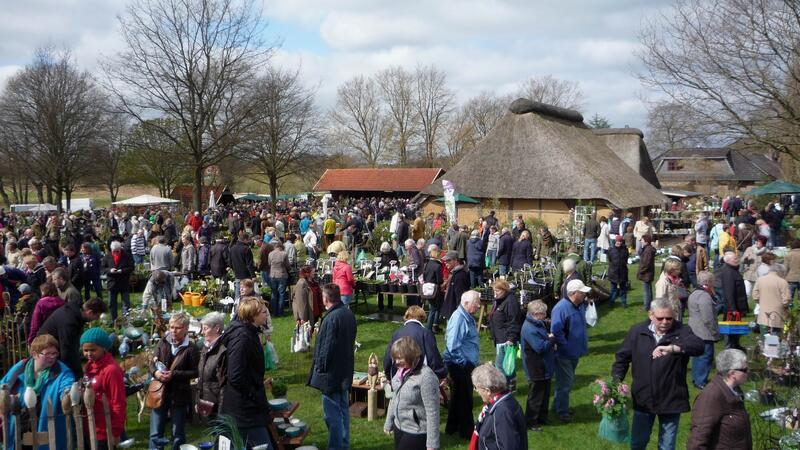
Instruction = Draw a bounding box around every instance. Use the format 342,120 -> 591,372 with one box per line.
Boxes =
445,362 -> 475,440
526,379 -> 551,426
394,428 -> 426,450
378,293 -> 394,310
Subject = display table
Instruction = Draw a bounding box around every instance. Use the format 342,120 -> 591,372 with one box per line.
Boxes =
268,402 -> 311,450
349,381 -> 389,418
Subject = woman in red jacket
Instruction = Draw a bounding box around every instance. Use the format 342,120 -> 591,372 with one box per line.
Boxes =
81,327 -> 127,450
332,251 -> 355,305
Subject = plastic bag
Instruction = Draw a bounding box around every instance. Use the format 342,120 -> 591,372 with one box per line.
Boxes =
502,344 -> 518,377
264,340 -> 277,371
585,302 -> 598,327
291,322 -> 311,353
598,411 -> 629,443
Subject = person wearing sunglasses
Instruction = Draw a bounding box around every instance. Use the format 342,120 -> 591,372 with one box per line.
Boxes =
612,297 -> 704,450
687,348 -> 752,449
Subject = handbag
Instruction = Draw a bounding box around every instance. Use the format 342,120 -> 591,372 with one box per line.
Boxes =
422,282 -> 438,299
145,350 -> 184,409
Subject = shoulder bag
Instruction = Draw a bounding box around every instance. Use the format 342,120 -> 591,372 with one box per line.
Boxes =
146,350 -> 184,409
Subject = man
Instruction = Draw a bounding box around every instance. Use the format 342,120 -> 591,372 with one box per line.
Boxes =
718,251 -> 749,350
52,267 -> 82,306
443,290 -> 481,440
150,236 -> 174,271
60,244 -> 84,291
0,264 -> 29,309
102,241 -> 134,320
465,230 -> 484,288
383,305 -> 447,381
308,284 -> 357,450
209,237 -> 230,279
582,214 -> 600,263
512,217 -> 527,241
80,242 -> 103,300
440,250 -> 470,320
694,213 -> 709,251
496,227 -> 514,275
395,214 -> 409,259
142,269 -> 178,309
230,233 -> 256,300
612,298 -> 704,450
268,243 -> 291,317
322,215 -> 337,249
550,279 -> 591,423
37,297 -> 106,377
638,235 -> 657,311
453,226 -> 469,261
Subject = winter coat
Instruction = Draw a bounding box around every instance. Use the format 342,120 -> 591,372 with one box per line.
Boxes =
612,320 -> 704,414
740,245 -> 766,282
230,241 -> 255,280
0,359 -> 75,450
450,231 -> 468,260
718,262 -> 749,314
687,288 -> 720,342
151,333 -> 200,408
36,301 -> 87,377
83,352 -> 127,442
258,243 -> 273,273
521,315 -> 555,381
149,243 -> 174,271
220,320 -> 271,427
268,249 -> 290,280
441,265 -> 470,319
466,237 -> 485,269
332,261 -> 355,296
637,245 -> 657,283
197,337 -> 227,413
607,244 -> 629,285
28,295 -> 65,344
496,232 -> 515,266
785,248 -> 800,283
102,250 -> 134,292
687,374 -> 753,450
475,393 -> 528,450
292,277 -> 314,322
551,298 -> 588,359
209,242 -> 230,278
583,218 -> 600,239
655,271 -> 681,305
489,291 -> 522,345
383,320 -> 447,380
422,258 -> 444,307
181,243 -> 197,273
510,239 -> 533,270
443,305 -> 480,367
379,249 -> 399,268
753,271 -> 790,328
559,271 -> 580,301
79,252 -> 101,282
308,302 -> 357,395
197,244 -> 210,275
384,365 -> 440,449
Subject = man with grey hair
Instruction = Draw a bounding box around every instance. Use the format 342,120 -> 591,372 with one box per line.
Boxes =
102,239 -> 134,320
443,290 -> 481,440
551,279 -> 591,423
718,250 -> 748,350
612,297 -> 704,450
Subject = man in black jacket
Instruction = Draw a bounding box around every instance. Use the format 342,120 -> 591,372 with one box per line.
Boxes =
37,297 -> 106,377
718,251 -> 748,350
308,284 -> 357,450
582,214 -> 601,264
496,228 -> 515,275
441,251 -> 471,320
102,241 -> 134,321
383,305 -> 447,381
208,238 -> 230,279
229,233 -> 256,300
612,297 -> 703,450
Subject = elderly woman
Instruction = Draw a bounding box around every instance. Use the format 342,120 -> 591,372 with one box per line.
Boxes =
559,259 -> 580,300
687,271 -> 720,389
220,297 -> 272,448
753,263 -> 790,335
197,312 -> 227,417
520,300 -> 555,431
655,257 -> 684,317
423,246 -> 445,331
687,349 -> 753,450
293,265 -> 315,326
332,251 -> 355,305
149,312 -> 200,450
81,328 -> 126,450
0,334 -> 75,450
383,337 -> 440,450
471,363 -> 528,450
490,279 -> 523,387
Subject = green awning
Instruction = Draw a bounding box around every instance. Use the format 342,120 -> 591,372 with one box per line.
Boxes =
746,180 -> 800,196
434,193 -> 481,204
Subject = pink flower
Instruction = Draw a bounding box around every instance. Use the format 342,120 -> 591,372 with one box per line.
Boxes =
593,394 -> 601,405
605,398 -> 615,409
601,385 -> 609,395
618,384 -> 630,396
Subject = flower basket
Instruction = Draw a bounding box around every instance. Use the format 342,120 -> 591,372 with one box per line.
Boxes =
598,410 -> 629,444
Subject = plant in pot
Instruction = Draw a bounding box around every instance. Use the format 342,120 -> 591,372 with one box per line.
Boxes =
271,378 -> 288,399
260,285 -> 271,301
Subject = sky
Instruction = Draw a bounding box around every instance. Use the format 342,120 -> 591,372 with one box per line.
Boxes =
0,0 -> 672,131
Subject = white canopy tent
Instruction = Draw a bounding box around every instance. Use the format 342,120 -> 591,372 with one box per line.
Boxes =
11,203 -> 58,213
112,195 -> 180,206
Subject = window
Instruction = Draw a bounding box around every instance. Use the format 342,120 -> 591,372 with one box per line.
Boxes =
667,160 -> 684,171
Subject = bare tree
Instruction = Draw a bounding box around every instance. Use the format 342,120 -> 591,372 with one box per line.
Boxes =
442,106 -> 478,167
645,100 -> 715,158
125,119 -> 191,198
415,65 -> 454,166
0,47 -> 108,212
462,91 -> 511,139
241,67 -> 321,205
330,75 -> 393,167
517,75 -> 585,110
104,0 -> 272,210
376,66 -> 418,166
639,0 -> 800,160
90,115 -> 134,202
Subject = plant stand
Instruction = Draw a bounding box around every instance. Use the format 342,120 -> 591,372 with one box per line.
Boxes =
268,402 -> 311,450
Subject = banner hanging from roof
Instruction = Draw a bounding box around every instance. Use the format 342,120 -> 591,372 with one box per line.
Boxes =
442,179 -> 457,225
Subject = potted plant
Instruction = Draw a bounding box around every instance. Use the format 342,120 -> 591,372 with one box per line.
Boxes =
260,285 -> 271,301
271,378 -> 288,399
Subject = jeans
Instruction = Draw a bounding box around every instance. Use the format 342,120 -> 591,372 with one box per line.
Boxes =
487,250 -> 497,268
109,290 -> 131,321
426,304 -> 440,330
238,426 -> 271,449
322,390 -> 350,450
499,264 -> 509,276
84,275 -> 103,300
469,267 -> 484,288
552,357 -> 579,416
583,238 -> 597,263
396,244 -> 405,260
149,403 -> 187,450
340,294 -> 352,305
609,281 -> 628,306
133,254 -> 144,265
691,341 -> 715,388
270,277 -> 287,316
261,271 -> 271,286
642,281 -> 653,311
234,279 -> 242,301
631,410 -> 680,450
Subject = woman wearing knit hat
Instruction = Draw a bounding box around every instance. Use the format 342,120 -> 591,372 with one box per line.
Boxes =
81,327 -> 127,450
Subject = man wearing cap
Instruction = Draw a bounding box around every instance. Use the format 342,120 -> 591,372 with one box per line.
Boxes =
550,279 -> 592,422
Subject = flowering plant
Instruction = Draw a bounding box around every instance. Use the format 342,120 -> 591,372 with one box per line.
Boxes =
591,378 -> 630,417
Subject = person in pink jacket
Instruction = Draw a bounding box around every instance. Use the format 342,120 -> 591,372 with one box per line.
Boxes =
332,251 -> 355,305
28,282 -> 65,345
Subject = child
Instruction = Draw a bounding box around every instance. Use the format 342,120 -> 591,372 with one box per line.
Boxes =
81,327 -> 127,450
623,225 -> 636,254
520,300 -> 555,431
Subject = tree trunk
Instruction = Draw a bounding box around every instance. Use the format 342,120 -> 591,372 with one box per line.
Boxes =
10,176 -> 19,204
23,178 -> 29,204
269,173 -> 278,213
108,183 -> 118,203
55,188 -> 63,214
46,185 -> 53,204
34,182 -> 44,204
0,178 -> 11,208
65,188 -> 72,213
193,166 -> 203,211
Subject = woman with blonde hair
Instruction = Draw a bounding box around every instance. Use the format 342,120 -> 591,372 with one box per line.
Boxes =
332,250 -> 355,305
656,257 -> 684,317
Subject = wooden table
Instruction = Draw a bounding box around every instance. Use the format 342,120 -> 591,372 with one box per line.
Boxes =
349,382 -> 389,418
268,402 -> 311,450
476,298 -> 493,333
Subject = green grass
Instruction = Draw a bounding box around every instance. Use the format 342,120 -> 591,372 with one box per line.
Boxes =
116,264 -> 785,449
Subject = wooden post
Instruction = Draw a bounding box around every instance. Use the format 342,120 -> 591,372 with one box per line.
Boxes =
70,382 -> 85,450
47,399 -> 57,450
11,394 -> 22,450
367,388 -> 377,421
24,387 -> 39,449
0,384 -> 9,450
84,384 -> 98,450
62,388 -> 74,450
102,395 -> 115,450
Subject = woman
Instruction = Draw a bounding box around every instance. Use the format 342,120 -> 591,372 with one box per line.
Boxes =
383,337 -> 440,450
655,257 -> 684,317
520,300 -> 554,432
332,251 -> 355,305
423,247 -> 445,331
559,259 -> 580,300
607,235 -> 629,307
180,234 -> 197,278
486,226 -> 499,268
220,297 -> 272,448
292,265 -> 315,325
197,312 -> 227,417
741,235 -> 767,296
471,363 -> 528,450
489,279 -> 523,388
687,349 -> 752,449
510,230 -> 533,271
28,282 -> 64,345
597,217 -> 610,261
687,271 -> 720,389
379,241 -> 400,268
752,264 -> 790,335
0,334 -> 75,450
81,328 -> 126,450
757,251 -> 776,278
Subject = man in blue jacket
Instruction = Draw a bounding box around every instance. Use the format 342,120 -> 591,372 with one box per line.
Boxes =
550,279 -> 591,423
443,290 -> 481,440
496,228 -> 514,275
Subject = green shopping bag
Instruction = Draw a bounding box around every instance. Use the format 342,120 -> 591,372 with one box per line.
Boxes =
502,344 -> 518,377
264,341 -> 277,371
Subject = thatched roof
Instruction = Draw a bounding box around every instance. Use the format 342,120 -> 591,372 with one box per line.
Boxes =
420,98 -> 668,209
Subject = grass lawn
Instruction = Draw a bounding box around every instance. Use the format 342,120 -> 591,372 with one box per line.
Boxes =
118,263 -> 781,449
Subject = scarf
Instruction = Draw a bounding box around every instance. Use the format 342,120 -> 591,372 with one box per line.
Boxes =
112,250 -> 121,265
24,358 -> 50,396
469,391 -> 510,450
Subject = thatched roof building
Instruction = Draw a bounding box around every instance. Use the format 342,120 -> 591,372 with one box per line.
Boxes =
418,99 -> 666,227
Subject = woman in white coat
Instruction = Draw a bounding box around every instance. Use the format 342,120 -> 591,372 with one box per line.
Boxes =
597,216 -> 611,262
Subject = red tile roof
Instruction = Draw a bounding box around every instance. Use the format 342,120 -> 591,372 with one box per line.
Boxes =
314,168 -> 444,193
